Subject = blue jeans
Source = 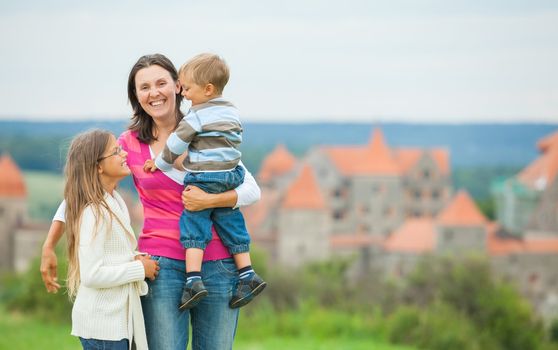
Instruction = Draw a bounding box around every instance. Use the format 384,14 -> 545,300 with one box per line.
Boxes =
79,338 -> 128,350
141,256 -> 240,350
181,166 -> 251,254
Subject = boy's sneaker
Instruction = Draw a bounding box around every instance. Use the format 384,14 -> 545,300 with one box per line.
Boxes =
229,273 -> 267,309
179,280 -> 208,310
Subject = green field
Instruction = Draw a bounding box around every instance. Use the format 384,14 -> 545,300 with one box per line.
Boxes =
0,306 -> 413,350
23,171 -> 64,221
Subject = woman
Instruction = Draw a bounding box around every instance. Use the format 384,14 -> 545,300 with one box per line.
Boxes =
40,54 -> 261,350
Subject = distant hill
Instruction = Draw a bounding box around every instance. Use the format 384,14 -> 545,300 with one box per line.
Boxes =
0,120 -> 556,173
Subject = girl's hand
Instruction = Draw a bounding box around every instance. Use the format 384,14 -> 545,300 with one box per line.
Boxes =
143,159 -> 157,173
138,255 -> 160,280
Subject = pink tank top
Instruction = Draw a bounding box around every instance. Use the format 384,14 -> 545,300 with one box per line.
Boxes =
119,130 -> 232,261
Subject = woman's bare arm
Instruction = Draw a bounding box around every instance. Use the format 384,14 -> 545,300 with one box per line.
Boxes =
182,162 -> 261,211
182,186 -> 238,211
40,220 -> 65,293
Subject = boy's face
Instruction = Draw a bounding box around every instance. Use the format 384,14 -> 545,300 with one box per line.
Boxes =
179,74 -> 214,106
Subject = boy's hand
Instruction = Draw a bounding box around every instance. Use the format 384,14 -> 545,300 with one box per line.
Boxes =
143,159 -> 158,173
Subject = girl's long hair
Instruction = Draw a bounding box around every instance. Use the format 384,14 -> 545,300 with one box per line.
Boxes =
64,129 -> 112,300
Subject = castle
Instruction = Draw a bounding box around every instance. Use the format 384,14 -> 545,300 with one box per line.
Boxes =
0,154 -> 48,272
2,128 -> 557,318
243,128 -> 558,319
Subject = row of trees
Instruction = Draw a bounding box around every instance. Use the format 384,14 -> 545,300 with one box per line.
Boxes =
2,250 -> 556,349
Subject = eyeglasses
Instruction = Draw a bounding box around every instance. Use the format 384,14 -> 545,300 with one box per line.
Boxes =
97,145 -> 123,162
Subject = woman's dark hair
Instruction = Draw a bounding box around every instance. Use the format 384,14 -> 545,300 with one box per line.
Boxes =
127,54 -> 184,144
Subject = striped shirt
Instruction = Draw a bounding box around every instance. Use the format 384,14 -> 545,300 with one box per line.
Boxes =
119,130 -> 232,261
155,97 -> 242,172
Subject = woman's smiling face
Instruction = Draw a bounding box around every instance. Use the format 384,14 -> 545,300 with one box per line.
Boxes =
134,65 -> 180,122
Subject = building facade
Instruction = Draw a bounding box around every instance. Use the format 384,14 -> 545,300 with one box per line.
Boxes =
0,154 -> 48,272
243,128 -> 558,319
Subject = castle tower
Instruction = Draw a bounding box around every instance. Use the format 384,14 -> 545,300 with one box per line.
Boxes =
435,190 -> 488,254
493,130 -> 558,236
0,153 -> 28,271
258,144 -> 297,188
277,164 -> 329,267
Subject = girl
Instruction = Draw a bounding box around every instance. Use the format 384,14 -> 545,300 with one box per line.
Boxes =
65,129 -> 159,350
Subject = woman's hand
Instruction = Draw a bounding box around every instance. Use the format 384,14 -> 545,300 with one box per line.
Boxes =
40,246 -> 61,293
182,185 -> 214,211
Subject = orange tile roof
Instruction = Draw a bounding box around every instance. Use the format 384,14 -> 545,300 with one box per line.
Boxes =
0,153 -> 26,198
430,148 -> 450,175
517,143 -> 558,190
282,164 -> 326,209
242,189 -> 279,233
486,222 -> 523,255
394,149 -> 422,173
323,128 -> 401,176
436,190 -> 487,226
487,222 -> 558,256
330,234 -> 384,248
384,218 -> 436,253
258,144 -> 296,182
537,130 -> 558,153
394,148 -> 450,175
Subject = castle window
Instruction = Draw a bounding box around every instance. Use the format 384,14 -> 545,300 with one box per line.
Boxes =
333,188 -> 343,198
372,184 -> 385,194
414,190 -> 421,200
444,230 -> 454,242
432,189 -> 440,200
333,210 -> 345,220
422,169 -> 430,179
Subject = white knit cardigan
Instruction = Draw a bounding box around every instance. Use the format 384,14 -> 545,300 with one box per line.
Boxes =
70,190 -> 148,350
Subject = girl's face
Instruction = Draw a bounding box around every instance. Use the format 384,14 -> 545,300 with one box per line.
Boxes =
98,135 -> 130,183
135,65 -> 181,122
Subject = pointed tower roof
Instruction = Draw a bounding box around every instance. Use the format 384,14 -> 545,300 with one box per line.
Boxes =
518,132 -> 558,190
436,190 -> 487,226
282,164 -> 325,209
258,144 -> 296,182
537,130 -> 558,153
323,128 -> 400,176
0,153 -> 27,198
384,218 -> 436,253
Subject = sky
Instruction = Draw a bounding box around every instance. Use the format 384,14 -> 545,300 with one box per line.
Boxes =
1,0 -> 557,123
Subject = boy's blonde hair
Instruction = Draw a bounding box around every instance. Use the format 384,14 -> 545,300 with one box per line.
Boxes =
179,53 -> 229,94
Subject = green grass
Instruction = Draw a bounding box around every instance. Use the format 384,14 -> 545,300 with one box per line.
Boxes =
23,171 -> 64,221
0,305 -> 413,350
0,309 -> 79,350
235,337 -> 415,349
